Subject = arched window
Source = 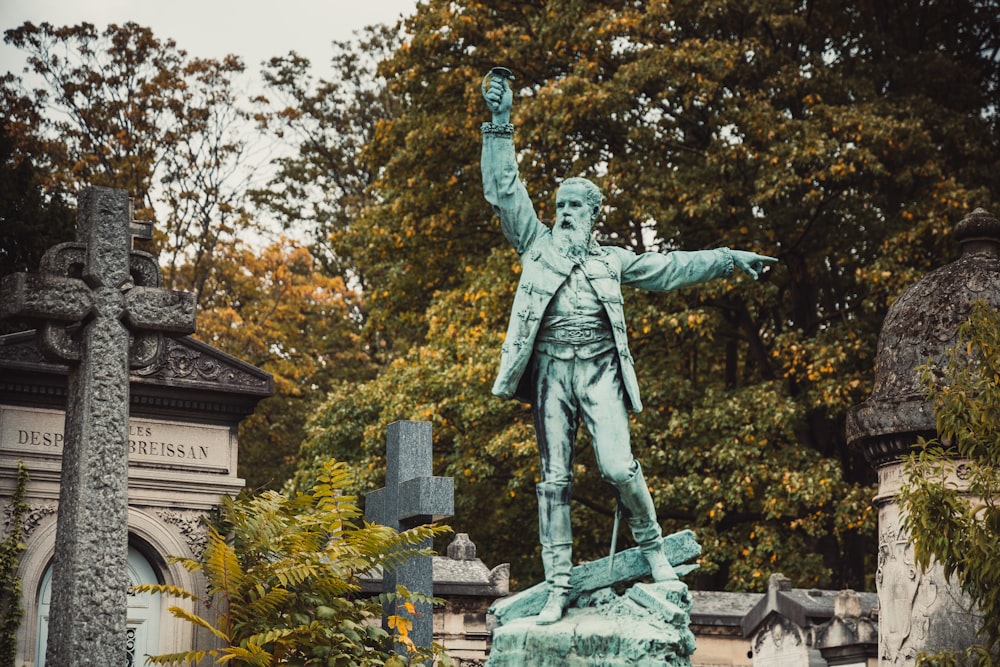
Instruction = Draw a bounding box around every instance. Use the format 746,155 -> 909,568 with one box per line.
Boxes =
36,545 -> 162,666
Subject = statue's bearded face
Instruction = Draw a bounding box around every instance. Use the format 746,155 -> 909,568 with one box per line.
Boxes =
553,183 -> 597,252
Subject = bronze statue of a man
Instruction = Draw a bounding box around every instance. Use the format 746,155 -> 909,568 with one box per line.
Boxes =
481,69 -> 776,624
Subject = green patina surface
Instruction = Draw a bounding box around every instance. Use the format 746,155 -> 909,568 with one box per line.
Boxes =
487,531 -> 701,666
488,580 -> 696,666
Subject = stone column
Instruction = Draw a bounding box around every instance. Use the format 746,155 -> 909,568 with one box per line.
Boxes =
846,208 -> 999,665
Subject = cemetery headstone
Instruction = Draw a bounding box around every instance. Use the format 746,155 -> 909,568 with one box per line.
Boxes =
365,420 -> 454,654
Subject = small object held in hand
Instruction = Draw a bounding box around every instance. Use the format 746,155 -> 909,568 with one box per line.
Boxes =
482,66 -> 515,101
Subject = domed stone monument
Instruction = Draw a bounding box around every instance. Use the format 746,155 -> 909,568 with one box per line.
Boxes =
846,208 -> 998,664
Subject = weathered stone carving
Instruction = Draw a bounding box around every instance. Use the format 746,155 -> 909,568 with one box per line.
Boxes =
847,208 -> 997,663
156,509 -> 210,558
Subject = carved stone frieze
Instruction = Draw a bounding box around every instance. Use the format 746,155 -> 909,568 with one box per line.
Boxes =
876,505 -> 980,665
135,338 -> 269,391
2,331 -> 271,396
876,524 -> 932,666
156,509 -> 210,558
1,502 -> 58,541
23,504 -> 57,540
753,614 -> 805,655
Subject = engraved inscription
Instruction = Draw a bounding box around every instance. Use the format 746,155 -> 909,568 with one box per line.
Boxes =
0,405 -> 231,473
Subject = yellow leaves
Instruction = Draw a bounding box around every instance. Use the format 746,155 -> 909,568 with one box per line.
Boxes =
387,613 -> 414,649
708,501 -> 724,519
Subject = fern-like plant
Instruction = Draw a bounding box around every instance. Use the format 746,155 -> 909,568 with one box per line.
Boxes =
136,459 -> 452,666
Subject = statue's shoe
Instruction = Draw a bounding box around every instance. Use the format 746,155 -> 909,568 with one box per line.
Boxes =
535,590 -> 570,625
644,548 -> 679,582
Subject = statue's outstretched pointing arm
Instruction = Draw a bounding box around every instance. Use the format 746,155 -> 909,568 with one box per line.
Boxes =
731,250 -> 778,280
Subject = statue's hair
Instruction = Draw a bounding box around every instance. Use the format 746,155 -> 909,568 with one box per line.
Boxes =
559,177 -> 603,214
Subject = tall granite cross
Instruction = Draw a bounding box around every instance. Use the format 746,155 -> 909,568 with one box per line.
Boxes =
365,420 -> 454,655
0,187 -> 196,665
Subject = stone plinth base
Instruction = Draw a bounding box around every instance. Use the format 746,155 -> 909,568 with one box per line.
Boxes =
487,581 -> 695,666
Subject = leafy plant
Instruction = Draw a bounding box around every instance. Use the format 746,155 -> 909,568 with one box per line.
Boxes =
136,459 -> 452,666
0,462 -> 28,667
899,301 -> 1000,665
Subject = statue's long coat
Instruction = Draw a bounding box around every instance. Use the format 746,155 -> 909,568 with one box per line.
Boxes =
482,126 -> 734,413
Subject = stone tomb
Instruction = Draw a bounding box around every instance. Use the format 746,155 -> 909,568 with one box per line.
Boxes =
0,330 -> 272,666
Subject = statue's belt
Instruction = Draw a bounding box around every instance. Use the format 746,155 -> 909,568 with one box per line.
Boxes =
535,326 -> 613,344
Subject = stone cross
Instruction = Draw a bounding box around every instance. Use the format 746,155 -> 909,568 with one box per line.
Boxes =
0,187 -> 196,665
365,420 -> 454,655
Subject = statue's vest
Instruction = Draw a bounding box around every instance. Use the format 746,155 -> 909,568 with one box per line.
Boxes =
492,232 -> 641,412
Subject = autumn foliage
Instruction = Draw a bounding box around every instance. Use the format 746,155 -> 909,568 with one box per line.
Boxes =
4,1 -> 1000,594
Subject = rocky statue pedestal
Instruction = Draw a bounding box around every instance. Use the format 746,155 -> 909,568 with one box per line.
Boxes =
486,530 -> 701,666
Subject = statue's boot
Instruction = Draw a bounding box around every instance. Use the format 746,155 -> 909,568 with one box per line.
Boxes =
535,481 -> 574,625
613,463 -> 678,582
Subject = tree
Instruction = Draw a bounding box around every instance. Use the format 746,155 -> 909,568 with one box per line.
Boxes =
4,21 -> 255,294
899,301 -> 1000,666
1,23 -> 376,484
293,0 -> 1000,591
252,25 -> 402,289
185,240 -> 375,490
0,74 -> 74,302
137,459 -> 452,666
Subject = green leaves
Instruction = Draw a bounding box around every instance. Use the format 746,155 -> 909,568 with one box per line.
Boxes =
138,459 -> 451,666
900,301 -> 1000,662
0,463 -> 28,664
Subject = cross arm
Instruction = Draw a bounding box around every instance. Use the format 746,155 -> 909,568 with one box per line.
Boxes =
365,487 -> 390,528
124,287 -> 197,334
0,273 -> 93,322
397,476 -> 454,525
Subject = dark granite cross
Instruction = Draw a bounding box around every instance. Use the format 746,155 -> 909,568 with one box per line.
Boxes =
0,187 -> 195,665
365,420 -> 454,655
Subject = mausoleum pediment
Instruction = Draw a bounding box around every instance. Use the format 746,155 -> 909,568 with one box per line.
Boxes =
0,330 -> 273,420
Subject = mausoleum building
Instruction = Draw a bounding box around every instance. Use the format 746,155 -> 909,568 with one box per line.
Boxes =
0,331 -> 272,666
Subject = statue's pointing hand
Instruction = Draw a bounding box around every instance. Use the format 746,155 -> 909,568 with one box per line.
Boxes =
731,250 -> 778,280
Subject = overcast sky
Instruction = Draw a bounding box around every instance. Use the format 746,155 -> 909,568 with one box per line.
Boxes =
0,0 -> 420,79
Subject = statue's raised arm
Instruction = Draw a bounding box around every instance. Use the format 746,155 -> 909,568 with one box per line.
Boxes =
480,67 -> 547,255
483,67 -> 513,123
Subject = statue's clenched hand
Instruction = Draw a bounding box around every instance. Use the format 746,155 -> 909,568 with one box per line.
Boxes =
482,67 -> 514,123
